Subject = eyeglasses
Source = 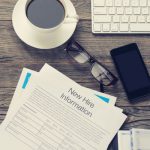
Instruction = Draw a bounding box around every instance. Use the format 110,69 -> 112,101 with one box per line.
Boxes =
65,40 -> 118,92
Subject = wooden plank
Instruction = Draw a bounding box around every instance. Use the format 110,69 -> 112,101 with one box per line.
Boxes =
0,0 -> 91,20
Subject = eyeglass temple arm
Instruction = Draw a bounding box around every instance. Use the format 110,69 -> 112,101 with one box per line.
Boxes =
100,83 -> 105,93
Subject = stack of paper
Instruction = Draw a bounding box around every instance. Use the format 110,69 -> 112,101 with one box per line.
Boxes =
117,128 -> 150,150
0,64 -> 127,150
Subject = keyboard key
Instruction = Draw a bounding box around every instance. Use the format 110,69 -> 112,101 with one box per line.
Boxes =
106,0 -> 113,6
123,0 -> 130,6
109,7 -> 116,14
121,16 -> 129,22
148,0 -> 150,6
94,0 -> 105,6
94,7 -> 107,14
120,24 -> 129,31
125,7 -> 132,14
117,7 -> 124,14
111,23 -> 118,31
130,24 -> 150,31
140,0 -> 147,6
94,24 -> 101,31
142,7 -> 149,15
113,15 -> 120,22
131,0 -> 139,6
115,0 -> 122,6
130,16 -> 137,22
133,7 -> 141,14
147,16 -> 150,22
94,15 -> 111,22
103,24 -> 110,31
138,16 -> 145,22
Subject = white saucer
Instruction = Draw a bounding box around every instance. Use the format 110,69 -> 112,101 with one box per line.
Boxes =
12,0 -> 78,49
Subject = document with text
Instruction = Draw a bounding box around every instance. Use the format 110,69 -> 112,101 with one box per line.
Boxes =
2,67 -> 117,123
0,64 -> 126,150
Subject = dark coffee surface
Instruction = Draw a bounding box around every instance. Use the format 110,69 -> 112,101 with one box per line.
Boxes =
26,0 -> 65,28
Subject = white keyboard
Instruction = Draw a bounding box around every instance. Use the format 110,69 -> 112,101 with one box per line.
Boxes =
92,0 -> 150,34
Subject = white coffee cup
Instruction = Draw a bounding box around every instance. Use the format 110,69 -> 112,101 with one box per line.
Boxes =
12,0 -> 79,49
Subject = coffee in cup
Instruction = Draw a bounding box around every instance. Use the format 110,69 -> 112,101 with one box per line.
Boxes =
26,0 -> 65,29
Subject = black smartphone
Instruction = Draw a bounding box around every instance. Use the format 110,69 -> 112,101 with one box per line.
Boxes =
110,43 -> 150,102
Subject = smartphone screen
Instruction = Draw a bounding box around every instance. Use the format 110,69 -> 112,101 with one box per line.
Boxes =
111,44 -> 150,101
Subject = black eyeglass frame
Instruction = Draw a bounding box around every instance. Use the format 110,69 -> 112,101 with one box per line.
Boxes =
65,39 -> 118,91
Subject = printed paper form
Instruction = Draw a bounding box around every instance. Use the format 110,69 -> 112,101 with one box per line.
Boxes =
4,69 -> 37,119
132,128 -> 150,150
2,67 -> 117,123
39,64 -> 122,113
0,65 -> 126,150
118,131 -> 132,150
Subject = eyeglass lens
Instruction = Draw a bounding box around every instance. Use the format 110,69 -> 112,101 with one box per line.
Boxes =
68,50 -> 90,64
91,63 -> 114,86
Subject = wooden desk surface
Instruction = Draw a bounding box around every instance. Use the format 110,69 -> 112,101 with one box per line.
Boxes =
0,0 -> 150,149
